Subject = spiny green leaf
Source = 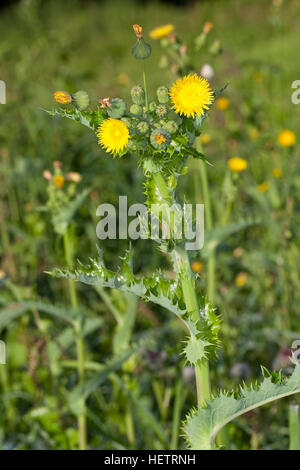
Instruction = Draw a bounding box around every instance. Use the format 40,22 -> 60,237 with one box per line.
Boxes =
184,365 -> 300,450
49,249 -> 219,356
183,334 -> 211,365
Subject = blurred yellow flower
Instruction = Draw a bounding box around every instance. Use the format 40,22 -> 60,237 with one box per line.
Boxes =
253,72 -> 263,83
200,133 -> 211,145
149,24 -> 174,40
235,272 -> 247,287
117,73 -> 129,86
170,74 -> 213,118
97,118 -> 130,154
277,129 -> 296,147
191,261 -> 203,273
216,96 -> 229,110
228,157 -> 247,172
53,175 -> 65,188
53,91 -> 72,104
203,21 -> 213,34
258,181 -> 269,193
272,168 -> 282,178
249,128 -> 259,139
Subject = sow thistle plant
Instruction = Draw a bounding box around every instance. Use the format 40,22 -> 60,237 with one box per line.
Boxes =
47,24 -> 300,450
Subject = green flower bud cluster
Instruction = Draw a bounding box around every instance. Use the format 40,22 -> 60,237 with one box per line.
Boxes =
107,98 -> 126,119
150,128 -> 171,150
137,121 -> 149,135
156,86 -> 169,104
155,104 -> 168,118
72,90 -> 89,110
130,104 -> 143,116
131,85 -> 145,105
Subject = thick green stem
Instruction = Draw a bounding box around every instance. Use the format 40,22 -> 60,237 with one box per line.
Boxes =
289,403 -> 300,450
171,375 -> 185,450
149,168 -> 211,407
174,247 -> 211,406
63,229 -> 87,450
199,160 -> 215,304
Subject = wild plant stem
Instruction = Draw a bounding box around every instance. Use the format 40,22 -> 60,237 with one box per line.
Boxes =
142,60 -> 149,111
150,168 -> 212,408
63,228 -> 87,450
171,374 -> 185,450
199,160 -> 215,304
289,403 -> 300,450
175,247 -> 211,407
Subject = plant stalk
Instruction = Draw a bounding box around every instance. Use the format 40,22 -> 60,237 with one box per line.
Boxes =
142,60 -> 149,112
63,228 -> 87,450
289,403 -> 300,450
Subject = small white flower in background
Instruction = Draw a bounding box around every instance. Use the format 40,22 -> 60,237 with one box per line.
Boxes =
200,64 -> 214,81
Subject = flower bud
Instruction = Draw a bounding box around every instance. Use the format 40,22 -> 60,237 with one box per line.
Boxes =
131,38 -> 152,60
131,85 -> 145,105
150,128 -> 171,150
73,90 -> 89,110
137,121 -> 149,135
156,86 -> 169,104
163,120 -> 178,134
155,104 -> 168,118
107,98 -> 126,119
149,101 -> 157,112
53,91 -> 72,104
130,104 -> 143,116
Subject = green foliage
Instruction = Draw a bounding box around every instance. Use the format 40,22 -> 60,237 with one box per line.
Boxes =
184,365 -> 300,449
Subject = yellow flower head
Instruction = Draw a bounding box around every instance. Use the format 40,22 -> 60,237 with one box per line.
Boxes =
149,24 -> 174,40
272,167 -> 283,178
216,96 -> 229,110
169,74 -> 213,118
200,133 -> 211,145
203,21 -> 213,34
154,133 -> 167,145
97,118 -> 130,154
133,24 -> 143,39
53,175 -> 65,188
258,181 -> 269,193
277,129 -> 296,147
228,157 -> 247,172
53,91 -> 72,104
235,272 -> 247,287
191,261 -> 203,273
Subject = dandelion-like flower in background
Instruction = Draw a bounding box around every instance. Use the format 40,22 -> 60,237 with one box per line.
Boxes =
191,261 -> 203,273
235,272 -> 248,287
53,91 -> 72,104
97,118 -> 130,154
216,96 -> 229,110
258,181 -> 269,193
227,157 -> 247,172
149,24 -> 174,40
277,129 -> 296,147
170,74 -> 213,118
272,168 -> 283,178
53,175 -> 65,188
